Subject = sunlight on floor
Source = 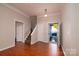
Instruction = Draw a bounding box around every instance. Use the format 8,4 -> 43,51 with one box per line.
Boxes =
49,43 -> 58,55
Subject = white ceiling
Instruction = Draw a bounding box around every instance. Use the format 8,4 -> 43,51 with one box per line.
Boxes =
9,3 -> 63,16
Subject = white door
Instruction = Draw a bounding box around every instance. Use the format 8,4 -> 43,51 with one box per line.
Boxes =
16,22 -> 23,42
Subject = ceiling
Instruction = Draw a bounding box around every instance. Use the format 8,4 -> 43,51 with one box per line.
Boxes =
9,3 -> 63,16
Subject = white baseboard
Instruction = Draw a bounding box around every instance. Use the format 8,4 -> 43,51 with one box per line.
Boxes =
0,44 -> 15,51
31,40 -> 48,45
31,40 -> 38,45
62,46 -> 67,56
39,40 -> 49,43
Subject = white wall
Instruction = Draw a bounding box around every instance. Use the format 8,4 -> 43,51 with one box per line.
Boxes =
30,16 -> 37,31
37,14 -> 61,43
71,4 -> 79,56
61,4 -> 78,56
0,4 -> 31,51
76,4 -> 79,56
31,25 -> 38,44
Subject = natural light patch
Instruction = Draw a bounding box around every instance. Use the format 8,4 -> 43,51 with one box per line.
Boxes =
53,24 -> 58,29
51,26 -> 58,33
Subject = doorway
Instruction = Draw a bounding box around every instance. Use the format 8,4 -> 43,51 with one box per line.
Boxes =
49,23 -> 58,44
15,21 -> 24,44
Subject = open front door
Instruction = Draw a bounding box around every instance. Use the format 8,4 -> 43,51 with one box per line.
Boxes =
49,23 -> 60,47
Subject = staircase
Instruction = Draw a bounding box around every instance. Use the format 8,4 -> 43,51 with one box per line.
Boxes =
25,29 -> 32,45
25,25 -> 38,45
25,16 -> 37,45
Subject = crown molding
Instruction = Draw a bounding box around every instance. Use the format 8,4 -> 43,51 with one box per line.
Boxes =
1,3 -> 29,17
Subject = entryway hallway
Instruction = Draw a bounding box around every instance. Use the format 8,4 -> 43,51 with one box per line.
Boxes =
0,3 -> 79,56
0,42 -> 64,56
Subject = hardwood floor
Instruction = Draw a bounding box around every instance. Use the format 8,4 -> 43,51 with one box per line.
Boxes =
0,41 -> 64,56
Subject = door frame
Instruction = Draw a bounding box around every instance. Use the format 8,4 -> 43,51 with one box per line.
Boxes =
48,23 -> 60,47
14,19 -> 25,43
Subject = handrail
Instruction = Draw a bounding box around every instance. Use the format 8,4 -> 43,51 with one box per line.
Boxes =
31,25 -> 37,36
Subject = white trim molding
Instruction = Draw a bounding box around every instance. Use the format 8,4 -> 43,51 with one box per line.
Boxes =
1,3 -> 29,17
0,44 -> 15,51
14,19 -> 25,43
62,46 -> 67,56
31,40 -> 38,45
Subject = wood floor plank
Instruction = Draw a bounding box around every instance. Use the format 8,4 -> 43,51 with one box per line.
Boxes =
0,41 -> 64,56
